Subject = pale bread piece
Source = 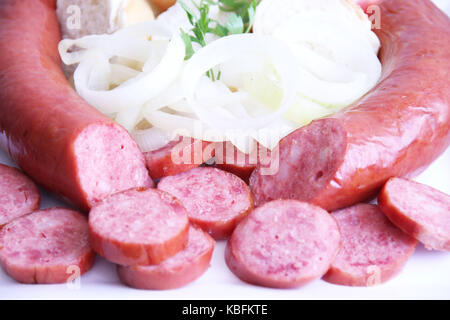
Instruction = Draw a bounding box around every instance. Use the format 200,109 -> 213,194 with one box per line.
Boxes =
56,0 -> 155,81
56,0 -> 155,40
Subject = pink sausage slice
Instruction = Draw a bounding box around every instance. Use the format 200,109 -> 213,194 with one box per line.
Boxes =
144,137 -> 213,180
323,204 -> 417,287
117,226 -> 214,290
0,208 -> 95,284
0,164 -> 40,228
378,178 -> 450,251
89,188 -> 189,266
213,142 -> 259,183
250,118 -> 347,207
225,200 -> 340,289
157,167 -> 254,239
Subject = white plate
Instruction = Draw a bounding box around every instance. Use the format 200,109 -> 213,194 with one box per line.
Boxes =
0,0 -> 449,300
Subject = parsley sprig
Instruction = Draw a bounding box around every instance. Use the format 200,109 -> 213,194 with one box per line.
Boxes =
218,0 -> 259,33
180,0 -> 260,80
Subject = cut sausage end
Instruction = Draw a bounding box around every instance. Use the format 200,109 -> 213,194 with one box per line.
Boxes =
323,204 -> 417,287
144,138 -> 213,180
249,118 -> 347,208
74,123 -> 154,209
215,163 -> 255,184
225,200 -> 340,288
157,167 -> 254,239
214,141 -> 259,183
0,208 -> 95,284
88,188 -> 189,266
0,164 -> 40,227
117,226 -> 214,290
378,178 -> 450,251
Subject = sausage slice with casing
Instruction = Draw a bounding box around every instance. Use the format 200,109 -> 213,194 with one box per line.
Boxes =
225,200 -> 340,288
118,226 -> 214,290
0,208 -> 95,284
89,188 -> 189,266
379,178 -> 450,251
158,167 -> 253,239
0,164 -> 40,228
144,138 -> 213,180
323,204 -> 417,286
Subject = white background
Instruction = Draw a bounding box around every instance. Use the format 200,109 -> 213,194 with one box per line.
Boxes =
0,0 -> 449,300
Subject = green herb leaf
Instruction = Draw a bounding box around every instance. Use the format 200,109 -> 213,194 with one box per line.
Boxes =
219,0 -> 248,11
209,22 -> 229,37
245,0 -> 257,33
225,13 -> 244,34
180,29 -> 195,60
179,1 -> 196,25
179,0 -> 261,80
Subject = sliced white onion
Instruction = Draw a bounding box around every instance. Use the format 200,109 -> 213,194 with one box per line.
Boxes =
86,51 -> 111,91
143,110 -> 226,142
286,34 -> 379,104
253,0 -> 382,107
194,76 -> 248,110
166,100 -> 193,114
131,127 -> 173,152
115,105 -> 142,132
296,67 -> 374,106
225,131 -> 257,154
109,64 -> 141,87
181,34 -> 299,131
59,21 -> 172,65
223,99 -> 253,119
59,36 -> 154,65
153,3 -> 193,34
254,0 -> 379,52
273,16 -> 379,77
73,34 -> 185,114
285,95 -> 336,126
142,80 -> 186,113
288,43 -> 357,83
251,119 -> 296,150
216,55 -> 266,89
59,0 -> 382,156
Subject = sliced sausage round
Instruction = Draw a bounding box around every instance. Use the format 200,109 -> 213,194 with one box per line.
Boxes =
214,142 -> 259,183
117,226 -> 214,290
323,204 -> 417,287
157,167 -> 253,239
0,208 -> 95,284
0,164 -> 40,228
250,118 -> 348,207
89,188 -> 189,266
378,177 -> 450,251
225,200 -> 340,288
144,137 -> 213,180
